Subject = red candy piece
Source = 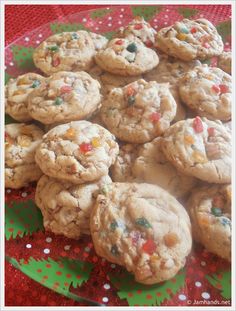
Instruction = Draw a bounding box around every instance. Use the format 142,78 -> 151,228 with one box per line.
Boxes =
193,116 -> 204,133
145,39 -> 153,48
115,39 -> 123,45
52,57 -> 60,67
212,85 -> 220,93
134,23 -> 143,30
207,127 -> 215,136
191,27 -> 197,34
79,143 -> 93,153
60,85 -> 72,94
142,239 -> 156,255
202,42 -> 210,48
219,84 -> 229,94
126,85 -> 135,96
150,112 -> 161,122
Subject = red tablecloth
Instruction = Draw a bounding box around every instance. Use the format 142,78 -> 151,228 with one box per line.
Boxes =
5,4 -> 231,307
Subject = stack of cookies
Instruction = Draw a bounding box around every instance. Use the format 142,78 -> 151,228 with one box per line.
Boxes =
5,16 -> 231,284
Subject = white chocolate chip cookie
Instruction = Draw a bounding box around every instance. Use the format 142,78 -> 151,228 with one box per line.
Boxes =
5,73 -> 45,122
5,123 -> 44,189
161,117 -> 231,183
101,79 -> 177,143
28,71 -> 101,124
179,65 -> 231,121
155,19 -> 224,61
187,184 -> 231,261
90,182 -> 192,284
35,174 -> 112,239
95,37 -> 159,76
35,121 -> 119,184
33,31 -> 96,75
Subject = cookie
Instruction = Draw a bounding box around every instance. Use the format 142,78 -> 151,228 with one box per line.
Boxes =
101,79 -> 177,143
161,117 -> 231,183
110,144 -> 140,182
144,54 -> 201,122
95,37 -> 159,76
187,184 -> 231,261
117,17 -> 156,47
33,31 -> 96,75
35,174 -> 111,239
5,123 -> 44,189
5,73 -> 45,122
100,72 -> 143,95
89,32 -> 108,50
218,51 -> 231,74
28,71 -> 101,124
155,19 -> 224,61
179,65 -> 231,121
35,121 -> 119,184
132,138 -> 196,197
90,182 -> 192,284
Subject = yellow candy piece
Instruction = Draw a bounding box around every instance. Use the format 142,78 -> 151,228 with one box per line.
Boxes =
184,135 -> 194,145
206,75 -> 214,80
192,150 -> 207,163
65,128 -> 76,139
150,254 -> 160,263
177,33 -> 187,41
17,135 -> 31,147
91,137 -> 101,148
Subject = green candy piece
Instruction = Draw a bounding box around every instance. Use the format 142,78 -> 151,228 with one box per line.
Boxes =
31,80 -> 41,88
111,245 -> 119,256
54,97 -> 63,106
71,32 -> 79,40
128,96 -> 135,106
135,217 -> 152,228
126,43 -> 137,53
211,207 -> 222,217
181,26 -> 189,34
48,45 -> 59,52
110,221 -> 119,231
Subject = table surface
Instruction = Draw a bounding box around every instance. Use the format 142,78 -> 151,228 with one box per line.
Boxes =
5,4 -> 231,307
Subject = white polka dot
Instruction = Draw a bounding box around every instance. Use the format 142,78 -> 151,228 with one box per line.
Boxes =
103,283 -> 110,290
21,192 -> 27,198
102,297 -> 109,303
46,237 -> 52,243
26,244 -> 32,249
178,294 -> 186,301
166,9 -> 169,12
95,27 -> 99,31
5,65 -> 7,70
201,292 -> 210,300
64,245 -> 71,251
108,16 -> 112,20
25,37 -> 29,42
225,42 -> 229,45
43,248 -> 50,254
106,7 -> 110,10
82,18 -> 87,22
154,19 -> 157,22
119,14 -> 123,18
121,8 -> 124,12
195,281 -> 202,287
108,23 -> 112,27
99,21 -> 102,24
200,14 -> 204,18
38,34 -> 42,38
164,15 -> 168,18
85,247 -> 91,252
201,261 -> 206,266
118,21 -> 122,25
36,40 -> 40,44
111,264 -> 116,268
154,25 -> 158,29
6,189 -> 11,193
164,22 -> 167,25
9,62 -> 14,66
